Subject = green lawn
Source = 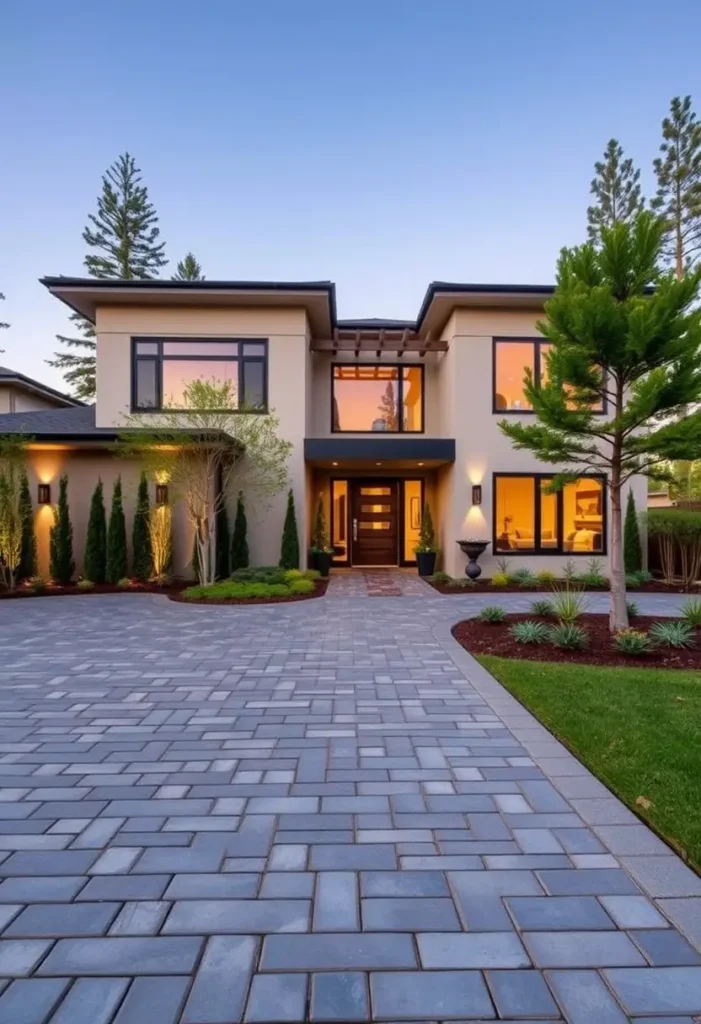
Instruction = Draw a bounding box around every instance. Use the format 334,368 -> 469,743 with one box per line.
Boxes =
479,656 -> 701,872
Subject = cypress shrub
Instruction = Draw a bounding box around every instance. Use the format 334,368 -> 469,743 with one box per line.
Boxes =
216,502 -> 230,580
132,472 -> 152,580
106,477 -> 128,583
49,475 -> 74,584
279,489 -> 300,570
230,492 -> 249,571
84,479 -> 107,583
17,471 -> 37,580
623,490 -> 643,574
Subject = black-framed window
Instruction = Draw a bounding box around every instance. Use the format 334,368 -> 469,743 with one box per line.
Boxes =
493,338 -> 605,414
132,338 -> 268,412
332,364 -> 424,433
494,473 -> 606,555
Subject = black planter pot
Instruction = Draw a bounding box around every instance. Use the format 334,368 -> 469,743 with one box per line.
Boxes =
311,550 -> 332,578
416,551 -> 437,577
457,540 -> 490,579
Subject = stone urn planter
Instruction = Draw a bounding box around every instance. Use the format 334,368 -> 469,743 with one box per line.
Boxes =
457,539 -> 490,579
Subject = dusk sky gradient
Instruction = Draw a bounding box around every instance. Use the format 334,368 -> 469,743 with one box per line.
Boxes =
2,0 -> 701,390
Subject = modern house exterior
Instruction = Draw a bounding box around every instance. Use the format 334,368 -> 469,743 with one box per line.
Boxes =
0,278 -> 647,579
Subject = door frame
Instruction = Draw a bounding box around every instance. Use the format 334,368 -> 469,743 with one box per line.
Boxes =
330,476 -> 425,568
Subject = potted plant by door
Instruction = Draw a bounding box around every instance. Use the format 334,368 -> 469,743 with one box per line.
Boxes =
310,496 -> 334,578
414,502 -> 439,576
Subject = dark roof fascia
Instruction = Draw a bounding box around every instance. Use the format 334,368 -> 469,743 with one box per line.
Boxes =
336,318 -> 416,330
0,370 -> 84,407
415,282 -> 556,330
40,277 -> 338,327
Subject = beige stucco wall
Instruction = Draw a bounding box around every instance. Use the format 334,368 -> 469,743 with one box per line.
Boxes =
435,307 -> 648,577
93,304 -> 310,569
0,385 -> 62,414
25,447 -> 192,578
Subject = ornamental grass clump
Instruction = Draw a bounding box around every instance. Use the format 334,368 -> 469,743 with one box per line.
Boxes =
478,605 -> 506,624
531,599 -> 555,617
648,620 -> 695,649
548,622 -> 589,650
510,620 -> 550,645
550,584 -> 588,623
614,629 -> 655,656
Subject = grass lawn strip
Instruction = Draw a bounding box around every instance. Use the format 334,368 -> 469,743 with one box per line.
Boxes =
479,654 -> 701,874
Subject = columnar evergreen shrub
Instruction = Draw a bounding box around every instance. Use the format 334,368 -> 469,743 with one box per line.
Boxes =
17,472 -> 36,580
279,489 -> 300,570
624,490 -> 643,574
230,492 -> 249,571
49,475 -> 74,584
132,472 -> 152,580
106,477 -> 128,584
84,479 -> 107,583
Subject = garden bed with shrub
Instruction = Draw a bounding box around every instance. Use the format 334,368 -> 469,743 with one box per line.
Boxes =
430,560 -> 700,595
170,567 -> 328,604
452,595 -> 701,670
0,577 -> 189,599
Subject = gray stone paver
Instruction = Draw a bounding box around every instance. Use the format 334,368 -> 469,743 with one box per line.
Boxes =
0,583 -> 696,1021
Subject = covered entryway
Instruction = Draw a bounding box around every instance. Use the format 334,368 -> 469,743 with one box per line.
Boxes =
350,480 -> 399,566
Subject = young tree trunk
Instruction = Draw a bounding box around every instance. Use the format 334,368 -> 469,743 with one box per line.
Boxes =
609,474 -> 629,632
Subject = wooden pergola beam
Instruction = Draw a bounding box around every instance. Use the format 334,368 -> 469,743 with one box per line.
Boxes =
311,338 -> 448,353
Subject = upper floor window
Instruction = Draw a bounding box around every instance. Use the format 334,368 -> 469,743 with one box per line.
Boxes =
494,473 -> 606,554
132,338 -> 267,412
332,365 -> 423,433
493,338 -> 604,413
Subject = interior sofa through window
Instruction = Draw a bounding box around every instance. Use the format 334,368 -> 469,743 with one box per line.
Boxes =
494,474 -> 605,553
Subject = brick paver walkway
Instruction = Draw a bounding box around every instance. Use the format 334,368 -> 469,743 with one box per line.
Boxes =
0,581 -> 699,1022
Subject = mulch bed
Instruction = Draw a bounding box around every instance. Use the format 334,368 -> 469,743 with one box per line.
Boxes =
452,613 -> 701,670
431,579 -> 698,595
0,580 -> 190,600
168,579 -> 329,605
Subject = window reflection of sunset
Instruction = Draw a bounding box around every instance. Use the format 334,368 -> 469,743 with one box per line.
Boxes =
332,365 -> 422,432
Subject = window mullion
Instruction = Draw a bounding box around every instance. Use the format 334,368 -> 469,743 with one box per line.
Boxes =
397,369 -> 403,434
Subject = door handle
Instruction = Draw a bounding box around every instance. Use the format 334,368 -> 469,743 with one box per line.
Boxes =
353,518 -> 358,541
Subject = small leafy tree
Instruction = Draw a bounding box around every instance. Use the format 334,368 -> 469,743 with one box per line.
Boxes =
132,472 -> 152,580
17,471 -> 36,580
49,475 -> 74,585
216,502 -> 230,580
0,440 -> 26,590
311,495 -> 331,552
652,95 -> 701,278
280,489 -> 300,569
172,253 -> 204,281
499,212 -> 701,631
231,492 -> 249,571
106,477 -> 128,583
415,503 -> 438,553
149,504 -> 172,579
587,138 -> 644,245
121,379 -> 291,586
84,479 -> 107,583
623,490 -> 643,574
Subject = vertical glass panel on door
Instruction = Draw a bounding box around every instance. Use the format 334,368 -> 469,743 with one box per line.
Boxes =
331,480 -> 348,563
403,480 -> 422,562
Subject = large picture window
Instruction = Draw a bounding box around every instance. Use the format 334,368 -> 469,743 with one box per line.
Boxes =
132,338 -> 267,411
332,365 -> 423,433
494,474 -> 606,554
493,338 -> 604,414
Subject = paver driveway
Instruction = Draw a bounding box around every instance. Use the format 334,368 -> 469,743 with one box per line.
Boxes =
0,579 -> 699,1022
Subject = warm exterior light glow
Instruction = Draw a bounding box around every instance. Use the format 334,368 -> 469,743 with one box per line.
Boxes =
332,462 -> 338,467
155,468 -> 171,485
37,483 -> 51,505
472,484 -> 482,506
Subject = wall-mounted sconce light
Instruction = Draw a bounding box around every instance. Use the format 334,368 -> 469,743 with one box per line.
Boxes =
155,484 -> 169,505
38,484 -> 51,505
471,484 -> 482,506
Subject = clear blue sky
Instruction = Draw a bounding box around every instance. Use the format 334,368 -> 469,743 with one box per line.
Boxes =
2,0 -> 700,390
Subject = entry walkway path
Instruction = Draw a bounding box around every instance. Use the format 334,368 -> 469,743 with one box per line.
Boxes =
0,582 -> 699,1022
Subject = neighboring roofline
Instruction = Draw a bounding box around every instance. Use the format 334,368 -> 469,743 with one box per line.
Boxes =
0,368 -> 84,407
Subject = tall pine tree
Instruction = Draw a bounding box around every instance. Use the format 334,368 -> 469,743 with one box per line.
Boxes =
652,96 -> 701,278
587,139 -> 644,245
131,472 -> 152,580
230,492 -> 249,571
106,477 -> 128,583
84,480 -> 107,583
17,472 -> 36,580
49,476 -> 74,585
48,153 -> 167,399
172,253 -> 204,280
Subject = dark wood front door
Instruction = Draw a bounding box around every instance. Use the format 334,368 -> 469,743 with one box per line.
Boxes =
351,481 -> 399,566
